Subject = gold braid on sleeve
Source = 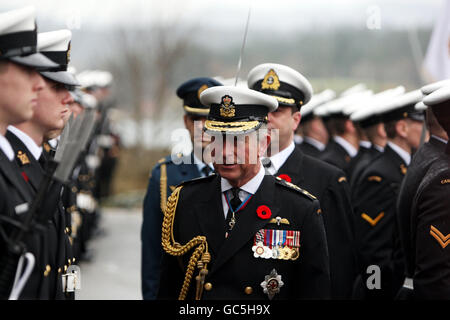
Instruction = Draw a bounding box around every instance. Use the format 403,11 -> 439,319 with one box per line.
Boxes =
161,185 -> 211,300
160,163 -> 168,212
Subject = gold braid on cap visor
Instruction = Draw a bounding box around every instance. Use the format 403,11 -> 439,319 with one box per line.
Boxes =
183,105 -> 210,115
204,120 -> 261,132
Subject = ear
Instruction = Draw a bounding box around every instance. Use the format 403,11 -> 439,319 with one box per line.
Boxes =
345,119 -> 356,134
292,111 -> 302,131
376,123 -> 387,139
395,119 -> 408,139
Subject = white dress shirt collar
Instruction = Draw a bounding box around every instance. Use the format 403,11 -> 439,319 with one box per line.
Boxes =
0,135 -> 14,161
359,140 -> 372,149
193,152 -> 213,176
221,163 -> 266,218
387,141 -> 411,166
334,136 -> 358,158
431,135 -> 448,145
7,126 -> 43,161
264,141 -> 296,175
304,136 -> 326,151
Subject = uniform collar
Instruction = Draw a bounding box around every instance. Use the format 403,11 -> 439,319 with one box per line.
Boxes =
304,136 -> 326,151
334,136 -> 358,158
387,141 -> 411,165
193,152 -> 213,176
7,126 -> 43,161
266,141 -> 296,174
221,162 -> 266,196
359,140 -> 372,149
431,134 -> 448,145
0,135 -> 14,161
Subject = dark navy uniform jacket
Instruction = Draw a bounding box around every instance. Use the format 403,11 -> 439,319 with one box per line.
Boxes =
411,149 -> 450,299
276,146 -> 356,299
6,130 -> 71,300
352,144 -> 407,299
157,174 -> 331,300
141,153 -> 203,300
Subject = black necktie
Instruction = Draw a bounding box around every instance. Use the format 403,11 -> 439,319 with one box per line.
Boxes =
201,165 -> 212,177
225,187 -> 242,232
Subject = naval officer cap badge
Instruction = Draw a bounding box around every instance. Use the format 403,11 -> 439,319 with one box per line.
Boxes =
200,85 -> 278,135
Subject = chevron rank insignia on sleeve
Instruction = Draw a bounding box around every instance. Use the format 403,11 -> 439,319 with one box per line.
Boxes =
430,225 -> 450,249
361,212 -> 384,226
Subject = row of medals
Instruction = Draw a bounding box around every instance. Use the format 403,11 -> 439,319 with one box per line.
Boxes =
253,241 -> 300,261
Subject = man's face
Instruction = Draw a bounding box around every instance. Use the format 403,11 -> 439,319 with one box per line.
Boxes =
267,106 -> 301,150
0,62 -> 45,124
33,79 -> 73,132
405,119 -> 424,150
184,114 -> 209,149
69,102 -> 84,119
213,131 -> 269,185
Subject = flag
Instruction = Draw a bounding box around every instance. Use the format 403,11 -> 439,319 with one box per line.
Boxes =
423,0 -> 450,81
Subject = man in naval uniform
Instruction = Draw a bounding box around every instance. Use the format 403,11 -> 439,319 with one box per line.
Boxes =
141,77 -> 222,300
409,85 -> 450,299
157,85 -> 330,300
396,80 -> 449,299
0,7 -> 61,300
297,90 -> 335,158
352,90 -> 424,299
247,63 -> 356,299
6,29 -> 79,299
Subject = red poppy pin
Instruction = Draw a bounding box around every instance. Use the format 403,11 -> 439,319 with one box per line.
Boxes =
277,174 -> 292,183
257,205 -> 272,220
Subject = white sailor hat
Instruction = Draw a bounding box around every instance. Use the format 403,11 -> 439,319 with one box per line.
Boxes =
376,89 -> 424,122
301,89 -> 336,122
415,101 -> 427,111
71,89 -> 98,109
247,63 -> 313,109
421,79 -> 450,95
423,85 -> 450,108
38,29 -> 79,87
350,86 -> 405,128
76,70 -> 112,90
0,6 -> 57,70
340,83 -> 367,97
321,90 -> 373,118
200,86 -> 278,134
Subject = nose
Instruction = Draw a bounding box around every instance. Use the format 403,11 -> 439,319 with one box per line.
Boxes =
31,71 -> 46,92
62,90 -> 74,105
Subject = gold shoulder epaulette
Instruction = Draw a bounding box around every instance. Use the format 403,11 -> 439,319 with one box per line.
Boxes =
441,179 -> 450,185
338,176 -> 347,183
275,177 -> 317,201
367,176 -> 382,182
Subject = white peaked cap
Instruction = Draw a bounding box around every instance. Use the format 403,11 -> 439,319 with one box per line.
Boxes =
38,29 -> 72,52
421,79 -> 450,95
0,6 -> 35,34
301,89 -> 336,117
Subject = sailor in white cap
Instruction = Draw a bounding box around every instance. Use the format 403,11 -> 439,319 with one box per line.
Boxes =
352,89 -> 424,300
0,7 -> 59,300
6,28 -> 78,300
348,86 -> 405,187
247,63 -> 356,299
158,85 -> 331,300
297,89 -> 335,157
396,82 -> 449,300
408,85 -> 450,299
318,90 -> 373,174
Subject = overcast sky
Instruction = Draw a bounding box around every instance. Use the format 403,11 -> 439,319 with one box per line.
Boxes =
1,0 -> 446,32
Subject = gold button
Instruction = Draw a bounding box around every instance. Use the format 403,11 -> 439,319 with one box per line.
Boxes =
204,283 -> 213,291
43,265 -> 51,277
65,227 -> 70,234
58,268 -> 62,273
244,286 -> 253,295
